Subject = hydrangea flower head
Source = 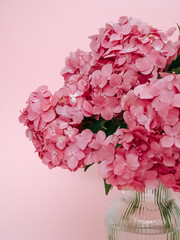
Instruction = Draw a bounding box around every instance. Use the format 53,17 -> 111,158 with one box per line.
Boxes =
19,16 -> 180,194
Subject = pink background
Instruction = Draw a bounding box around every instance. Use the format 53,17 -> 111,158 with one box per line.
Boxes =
1,0 -> 180,239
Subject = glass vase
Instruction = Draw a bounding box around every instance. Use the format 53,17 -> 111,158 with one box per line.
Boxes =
105,183 -> 180,240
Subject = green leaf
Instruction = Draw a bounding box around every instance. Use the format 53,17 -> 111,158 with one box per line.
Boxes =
80,114 -> 127,138
168,66 -> 180,74
177,23 -> 180,33
104,179 -> 111,195
167,55 -> 180,72
81,117 -> 107,134
116,143 -> 121,148
84,163 -> 94,172
104,116 -> 127,137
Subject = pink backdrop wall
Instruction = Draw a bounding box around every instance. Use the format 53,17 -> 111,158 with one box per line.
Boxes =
1,0 -> 180,239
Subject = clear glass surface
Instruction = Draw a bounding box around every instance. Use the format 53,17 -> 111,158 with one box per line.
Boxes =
105,183 -> 180,240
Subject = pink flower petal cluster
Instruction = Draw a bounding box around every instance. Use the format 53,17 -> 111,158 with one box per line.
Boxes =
121,73 -> 180,191
19,86 -> 56,131
19,16 -> 180,193
20,86 -> 95,170
98,128 -> 159,191
89,16 -> 178,81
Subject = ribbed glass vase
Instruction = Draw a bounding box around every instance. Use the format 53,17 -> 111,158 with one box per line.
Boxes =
105,183 -> 180,240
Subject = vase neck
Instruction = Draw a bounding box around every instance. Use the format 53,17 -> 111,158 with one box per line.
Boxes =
121,183 -> 172,202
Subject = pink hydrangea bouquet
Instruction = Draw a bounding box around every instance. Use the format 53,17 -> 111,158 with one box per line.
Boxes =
19,16 -> 180,195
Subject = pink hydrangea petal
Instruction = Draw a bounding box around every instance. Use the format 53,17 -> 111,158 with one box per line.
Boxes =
93,106 -> 101,115
84,152 -> 93,165
30,101 -> 41,114
96,130 -> 106,143
41,99 -> 51,111
152,39 -> 163,50
135,57 -> 151,72
174,75 -> 180,91
76,129 -> 93,150
103,53 -> 116,59
134,85 -> 153,99
145,171 -> 158,180
141,65 -> 154,75
113,105 -> 122,113
114,164 -> 124,175
101,108 -> 113,120
159,90 -> 173,105
160,136 -> 174,148
148,51 -> 166,68
174,122 -> 180,135
101,63 -> 112,77
172,94 -> 180,108
77,139 -> 88,150
145,179 -> 159,189
137,114 -> 149,126
164,126 -> 174,136
42,152 -> 51,164
120,46 -> 138,54
139,43 -> 151,55
166,108 -> 179,126
82,129 -> 93,140
160,174 -> 176,188
109,74 -> 122,87
28,112 -> 39,121
56,140 -> 66,150
19,112 -> 28,123
98,162 -> 113,178
56,105 -> 71,118
72,111 -> 83,124
76,150 -> 85,160
113,22 -> 122,34
126,153 -> 139,170
99,144 -> 115,162
52,156 -> 61,166
110,33 -> 121,41
163,157 -> 176,167
83,100 -> 93,114
166,27 -> 176,37
34,117 -> 45,131
154,55 -> 166,69
124,133 -> 134,143
122,23 -> 131,35
118,57 -> 126,65
91,150 -> 101,163
175,137 -> 180,149
130,105 -> 143,116
36,85 -> 48,93
68,157 -> 79,170
41,109 -> 56,122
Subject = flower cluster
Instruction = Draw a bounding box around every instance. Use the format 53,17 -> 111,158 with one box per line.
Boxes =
19,16 -> 180,194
